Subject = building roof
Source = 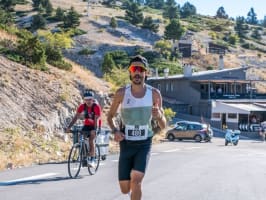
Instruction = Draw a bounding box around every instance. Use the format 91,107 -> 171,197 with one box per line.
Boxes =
212,101 -> 266,114
148,67 -> 248,81
226,103 -> 266,112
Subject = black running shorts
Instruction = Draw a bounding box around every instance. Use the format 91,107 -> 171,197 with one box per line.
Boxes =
118,138 -> 152,181
82,125 -> 95,138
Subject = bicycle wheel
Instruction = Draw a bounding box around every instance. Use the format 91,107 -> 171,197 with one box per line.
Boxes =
88,144 -> 100,175
68,143 -> 82,178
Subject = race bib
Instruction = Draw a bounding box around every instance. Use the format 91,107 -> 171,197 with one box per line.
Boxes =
125,125 -> 148,141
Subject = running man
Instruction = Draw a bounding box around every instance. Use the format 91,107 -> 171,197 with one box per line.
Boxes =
107,55 -> 166,200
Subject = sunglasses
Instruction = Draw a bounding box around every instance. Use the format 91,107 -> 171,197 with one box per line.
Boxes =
129,66 -> 146,73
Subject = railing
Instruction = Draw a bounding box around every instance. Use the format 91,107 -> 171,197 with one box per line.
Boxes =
200,93 -> 266,99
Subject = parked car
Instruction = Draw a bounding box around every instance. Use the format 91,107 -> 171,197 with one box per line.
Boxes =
166,121 -> 213,142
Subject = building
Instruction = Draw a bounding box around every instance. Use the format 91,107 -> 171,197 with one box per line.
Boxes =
147,65 -> 266,133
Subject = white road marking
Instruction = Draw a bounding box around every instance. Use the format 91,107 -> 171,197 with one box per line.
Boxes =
112,159 -> 119,162
163,148 -> 181,153
3,173 -> 58,183
151,152 -> 159,156
184,147 -> 202,150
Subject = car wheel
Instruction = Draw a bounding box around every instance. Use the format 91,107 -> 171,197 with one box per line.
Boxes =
167,134 -> 175,141
233,141 -> 238,146
194,135 -> 202,142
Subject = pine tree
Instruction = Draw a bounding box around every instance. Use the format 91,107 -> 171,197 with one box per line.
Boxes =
63,6 -> 80,28
0,7 -> 14,25
55,7 -> 65,21
216,6 -> 228,19
164,19 -> 185,42
102,53 -> 116,74
246,7 -> 258,25
110,17 -> 117,29
45,0 -> 53,16
235,16 -> 246,37
31,14 -> 46,30
180,2 -> 196,18
0,0 -> 16,11
141,16 -> 159,33
125,2 -> 143,25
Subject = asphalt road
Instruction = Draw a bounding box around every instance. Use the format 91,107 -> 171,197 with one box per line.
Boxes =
1,137 -> 266,200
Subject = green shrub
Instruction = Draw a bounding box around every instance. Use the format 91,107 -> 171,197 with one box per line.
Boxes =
164,107 -> 176,123
49,60 -> 72,70
78,48 -> 96,55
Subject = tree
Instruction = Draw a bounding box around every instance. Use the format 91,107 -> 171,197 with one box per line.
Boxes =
145,0 -> 164,9
263,16 -> 266,28
235,16 -> 246,37
63,6 -> 80,29
165,0 -> 176,7
101,53 -> 116,74
0,7 -> 14,25
154,40 -> 171,58
125,2 -> 143,25
216,6 -> 228,19
32,0 -> 42,10
16,29 -> 46,68
180,2 -> 196,18
246,7 -> 258,25
164,19 -> 185,42
110,17 -> 117,29
55,7 -> 65,21
141,16 -> 159,33
45,0 -> 53,16
163,5 -> 179,20
0,0 -> 16,11
31,14 -> 46,30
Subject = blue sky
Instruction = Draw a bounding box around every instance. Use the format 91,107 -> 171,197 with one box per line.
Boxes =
178,0 -> 265,20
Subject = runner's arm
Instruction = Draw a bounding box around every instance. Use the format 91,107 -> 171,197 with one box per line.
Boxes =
152,89 -> 167,130
107,88 -> 124,132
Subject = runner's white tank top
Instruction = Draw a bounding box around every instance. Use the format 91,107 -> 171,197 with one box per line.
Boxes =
121,84 -> 153,139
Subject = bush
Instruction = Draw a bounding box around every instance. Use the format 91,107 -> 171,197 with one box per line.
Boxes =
49,60 -> 72,70
78,48 -> 96,55
45,46 -> 63,61
164,107 -> 176,124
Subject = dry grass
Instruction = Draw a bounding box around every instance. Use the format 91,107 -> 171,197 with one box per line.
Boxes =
0,30 -> 17,42
0,128 -> 72,170
65,58 -> 110,93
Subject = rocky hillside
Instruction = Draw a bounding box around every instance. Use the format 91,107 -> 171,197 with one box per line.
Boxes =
0,55 -> 110,170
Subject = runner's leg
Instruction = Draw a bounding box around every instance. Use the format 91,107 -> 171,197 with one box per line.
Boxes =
130,170 -> 144,200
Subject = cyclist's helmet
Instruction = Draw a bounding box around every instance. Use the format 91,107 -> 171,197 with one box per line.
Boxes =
83,90 -> 94,100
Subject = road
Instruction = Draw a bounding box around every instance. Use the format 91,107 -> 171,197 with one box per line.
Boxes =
1,137 -> 266,200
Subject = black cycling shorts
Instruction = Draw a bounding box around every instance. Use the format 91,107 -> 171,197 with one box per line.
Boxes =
82,126 -> 95,138
118,138 -> 152,181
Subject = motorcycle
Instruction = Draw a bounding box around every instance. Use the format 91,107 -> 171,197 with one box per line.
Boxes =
225,129 -> 240,146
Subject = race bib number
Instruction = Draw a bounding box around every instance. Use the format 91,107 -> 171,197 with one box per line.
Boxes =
125,125 -> 148,141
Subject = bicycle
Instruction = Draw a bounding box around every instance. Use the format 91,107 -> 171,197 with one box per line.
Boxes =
68,128 -> 101,178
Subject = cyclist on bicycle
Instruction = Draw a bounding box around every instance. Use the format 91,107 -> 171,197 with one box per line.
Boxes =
66,90 -> 101,167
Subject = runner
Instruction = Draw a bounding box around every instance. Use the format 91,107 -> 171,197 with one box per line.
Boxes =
107,55 -> 166,200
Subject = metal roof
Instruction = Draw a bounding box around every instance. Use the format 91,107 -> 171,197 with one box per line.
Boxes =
148,67 -> 248,81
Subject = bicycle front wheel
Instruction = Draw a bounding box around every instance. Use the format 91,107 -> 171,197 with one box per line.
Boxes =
88,144 -> 100,175
68,143 -> 82,178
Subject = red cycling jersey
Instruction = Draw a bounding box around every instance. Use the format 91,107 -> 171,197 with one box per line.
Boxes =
77,103 -> 101,126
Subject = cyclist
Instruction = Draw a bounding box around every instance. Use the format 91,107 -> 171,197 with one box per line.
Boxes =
107,55 -> 166,200
66,90 -> 101,167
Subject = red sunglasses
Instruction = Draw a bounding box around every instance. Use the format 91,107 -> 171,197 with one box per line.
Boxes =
129,66 -> 146,73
